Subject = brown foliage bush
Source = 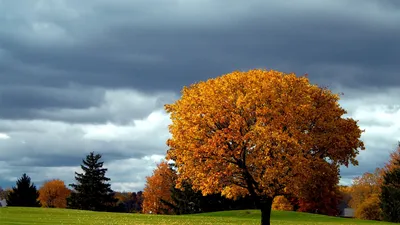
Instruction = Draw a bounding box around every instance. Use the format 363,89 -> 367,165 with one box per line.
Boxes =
354,194 -> 382,221
272,196 -> 293,211
38,179 -> 71,208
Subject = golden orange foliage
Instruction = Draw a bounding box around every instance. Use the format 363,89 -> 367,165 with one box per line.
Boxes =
38,179 -> 71,208
166,69 -> 364,199
142,161 -> 176,214
348,144 -> 400,220
165,69 -> 364,224
349,168 -> 382,211
354,194 -> 382,221
272,196 -> 293,211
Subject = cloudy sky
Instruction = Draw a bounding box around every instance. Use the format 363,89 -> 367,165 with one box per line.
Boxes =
0,0 -> 399,192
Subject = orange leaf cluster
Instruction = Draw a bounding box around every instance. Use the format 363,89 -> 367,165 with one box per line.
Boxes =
165,69 -> 365,201
142,162 -> 176,214
354,193 -> 382,220
272,196 -> 293,211
38,179 -> 71,208
349,168 -> 382,210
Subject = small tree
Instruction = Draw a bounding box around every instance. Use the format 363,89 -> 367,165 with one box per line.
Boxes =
165,69 -> 365,225
272,196 -> 293,211
355,194 -> 381,220
349,168 -> 382,218
38,179 -> 71,208
142,162 -> 176,214
0,188 -> 12,202
67,152 -> 117,211
380,158 -> 400,223
7,173 -> 40,207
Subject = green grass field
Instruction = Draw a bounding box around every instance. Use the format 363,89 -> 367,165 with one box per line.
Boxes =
0,207 -> 393,225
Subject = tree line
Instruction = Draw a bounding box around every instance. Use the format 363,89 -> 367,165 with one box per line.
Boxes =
0,152 -> 143,213
338,143 -> 400,222
140,143 -> 400,222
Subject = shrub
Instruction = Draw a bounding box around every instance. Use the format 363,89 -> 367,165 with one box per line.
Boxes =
354,194 -> 382,220
272,196 -> 293,211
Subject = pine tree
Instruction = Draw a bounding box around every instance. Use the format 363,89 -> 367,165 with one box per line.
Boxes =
67,152 -> 117,211
6,173 -> 40,207
380,159 -> 400,223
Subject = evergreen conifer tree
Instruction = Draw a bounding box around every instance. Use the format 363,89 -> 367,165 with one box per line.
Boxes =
380,159 -> 400,222
67,152 -> 117,211
6,173 -> 40,207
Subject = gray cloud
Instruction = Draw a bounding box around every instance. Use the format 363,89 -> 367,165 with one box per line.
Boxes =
1,0 -> 399,94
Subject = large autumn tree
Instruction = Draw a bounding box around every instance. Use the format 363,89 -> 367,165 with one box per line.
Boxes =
165,69 -> 364,225
38,179 -> 71,208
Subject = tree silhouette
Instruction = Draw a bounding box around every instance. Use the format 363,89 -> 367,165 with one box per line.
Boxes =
6,173 -> 40,207
380,158 -> 400,222
67,152 -> 117,211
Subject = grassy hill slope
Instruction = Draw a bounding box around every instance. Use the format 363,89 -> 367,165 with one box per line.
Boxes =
0,207 -> 394,225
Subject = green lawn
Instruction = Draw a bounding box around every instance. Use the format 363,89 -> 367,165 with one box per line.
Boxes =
0,207 -> 393,225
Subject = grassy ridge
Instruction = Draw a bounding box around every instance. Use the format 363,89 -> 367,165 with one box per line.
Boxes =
0,207 -> 394,225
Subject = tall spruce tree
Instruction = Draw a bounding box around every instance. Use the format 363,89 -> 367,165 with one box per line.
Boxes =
380,158 -> 400,223
67,152 -> 117,211
6,173 -> 40,207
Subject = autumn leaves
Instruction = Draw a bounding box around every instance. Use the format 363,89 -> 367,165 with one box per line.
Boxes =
38,179 -> 71,208
161,69 -> 365,225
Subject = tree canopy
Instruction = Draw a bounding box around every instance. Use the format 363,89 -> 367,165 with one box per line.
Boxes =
7,173 -> 40,207
142,161 -> 176,214
38,179 -> 71,208
165,69 -> 365,225
67,152 -> 117,211
349,168 -> 382,211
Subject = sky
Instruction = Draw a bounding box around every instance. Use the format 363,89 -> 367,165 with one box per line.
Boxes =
0,0 -> 399,192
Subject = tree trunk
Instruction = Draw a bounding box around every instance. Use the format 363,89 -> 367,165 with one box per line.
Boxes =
259,197 -> 273,225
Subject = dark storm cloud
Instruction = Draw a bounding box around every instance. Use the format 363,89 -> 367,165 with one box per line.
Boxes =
340,147 -> 393,178
0,0 -> 399,98
0,85 -> 104,118
0,84 -> 176,124
0,86 -> 96,109
4,150 -> 146,168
